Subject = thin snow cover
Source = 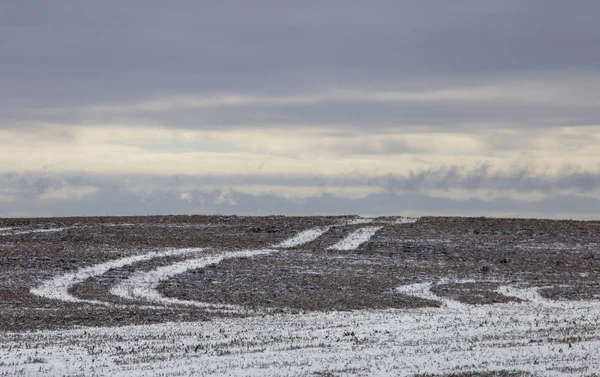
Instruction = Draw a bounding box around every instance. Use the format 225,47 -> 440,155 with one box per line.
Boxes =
496,284 -> 558,306
26,227 -> 69,234
0,227 -> 68,236
110,249 -> 274,310
156,223 -> 225,229
1,295 -> 599,376
30,248 -> 203,305
340,217 -> 419,225
3,227 -> 70,236
328,226 -> 383,251
274,226 -> 331,248
394,217 -> 418,224
342,217 -> 375,225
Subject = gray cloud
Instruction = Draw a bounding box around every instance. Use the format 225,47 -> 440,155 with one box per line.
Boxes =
146,165 -> 600,194
1,184 -> 600,220
3,0 -> 600,108
4,99 -> 600,140
1,167 -> 600,219
2,0 -> 600,143
382,165 -> 600,193
2,164 -> 600,200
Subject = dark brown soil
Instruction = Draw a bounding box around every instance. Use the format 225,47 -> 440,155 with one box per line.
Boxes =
0,215 -> 598,332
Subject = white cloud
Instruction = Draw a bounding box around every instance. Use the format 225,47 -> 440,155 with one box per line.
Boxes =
215,192 -> 237,206
38,74 -> 594,116
2,123 -> 600,181
39,185 -> 99,201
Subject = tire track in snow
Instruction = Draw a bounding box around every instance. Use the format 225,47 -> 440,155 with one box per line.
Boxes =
29,225 -> 391,309
110,249 -> 274,310
396,279 -> 573,310
110,226 -> 334,310
30,248 -> 203,306
327,226 -> 382,251
273,226 -> 330,248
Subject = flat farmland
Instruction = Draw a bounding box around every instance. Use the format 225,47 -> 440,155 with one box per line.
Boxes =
0,215 -> 599,376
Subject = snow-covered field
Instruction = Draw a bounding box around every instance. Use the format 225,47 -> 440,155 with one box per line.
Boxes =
0,216 -> 598,376
2,285 -> 599,376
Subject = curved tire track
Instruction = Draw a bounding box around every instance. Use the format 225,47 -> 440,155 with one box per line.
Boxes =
29,226 -> 335,309
110,249 -> 274,311
396,279 -> 595,310
30,248 -> 203,306
110,226 -> 334,310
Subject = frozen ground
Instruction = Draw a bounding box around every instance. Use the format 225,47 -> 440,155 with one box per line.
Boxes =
1,295 -> 599,376
0,215 -> 598,376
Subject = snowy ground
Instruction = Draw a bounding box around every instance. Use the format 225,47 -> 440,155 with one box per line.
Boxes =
0,215 -> 598,376
2,285 -> 599,376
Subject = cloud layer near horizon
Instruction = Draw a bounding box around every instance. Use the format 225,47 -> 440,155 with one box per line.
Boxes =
2,1 -> 600,218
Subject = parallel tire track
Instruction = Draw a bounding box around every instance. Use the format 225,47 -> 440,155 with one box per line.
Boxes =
30,226 -> 347,309
30,248 -> 203,306
110,249 -> 274,311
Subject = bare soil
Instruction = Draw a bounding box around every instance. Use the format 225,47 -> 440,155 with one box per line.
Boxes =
0,215 -> 598,333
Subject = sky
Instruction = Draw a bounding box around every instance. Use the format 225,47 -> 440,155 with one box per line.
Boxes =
1,0 -> 600,219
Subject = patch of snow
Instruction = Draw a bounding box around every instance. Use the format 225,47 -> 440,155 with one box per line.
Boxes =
327,226 -> 382,251
2,227 -> 70,236
30,248 -> 203,306
341,217 -> 375,225
393,217 -> 419,224
29,228 -> 68,233
151,223 -> 225,229
274,227 -> 331,248
339,217 -> 419,225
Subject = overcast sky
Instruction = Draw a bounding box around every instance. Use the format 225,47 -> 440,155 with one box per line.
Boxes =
2,1 -> 600,218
